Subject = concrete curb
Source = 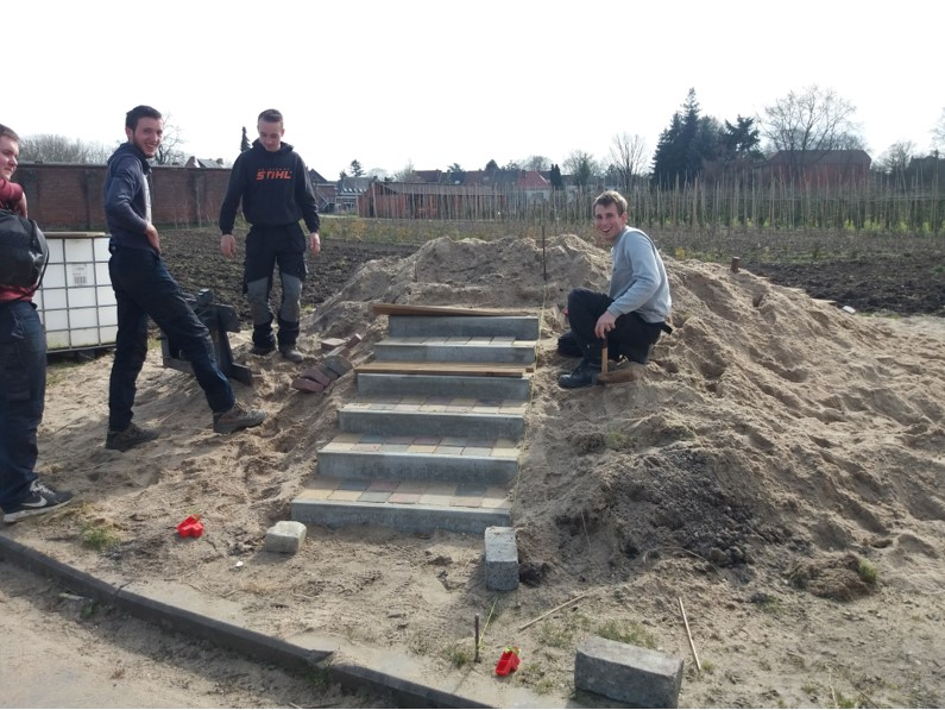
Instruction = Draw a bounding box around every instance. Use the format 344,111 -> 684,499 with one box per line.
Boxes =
0,534 -> 498,708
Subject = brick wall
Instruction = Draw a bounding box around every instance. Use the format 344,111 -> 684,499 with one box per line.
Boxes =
12,163 -> 233,230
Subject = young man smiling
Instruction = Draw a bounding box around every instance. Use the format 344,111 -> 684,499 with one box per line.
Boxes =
104,106 -> 266,451
558,190 -> 672,389
219,109 -> 321,363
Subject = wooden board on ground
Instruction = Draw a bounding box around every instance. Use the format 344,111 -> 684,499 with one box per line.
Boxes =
372,303 -> 532,317
355,361 -> 533,378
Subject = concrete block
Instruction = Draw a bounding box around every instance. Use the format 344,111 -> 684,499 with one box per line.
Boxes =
575,635 -> 683,708
484,526 -> 518,591
323,354 -> 353,377
265,521 -> 307,554
320,337 -> 345,352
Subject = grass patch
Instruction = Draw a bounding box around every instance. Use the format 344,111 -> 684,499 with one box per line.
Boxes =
306,662 -> 332,690
857,558 -> 878,585
750,592 -> 785,615
81,523 -> 121,552
594,619 -> 657,649
538,622 -> 574,649
441,640 -> 474,668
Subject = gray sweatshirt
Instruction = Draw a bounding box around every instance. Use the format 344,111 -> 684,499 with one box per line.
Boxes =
606,227 -> 672,323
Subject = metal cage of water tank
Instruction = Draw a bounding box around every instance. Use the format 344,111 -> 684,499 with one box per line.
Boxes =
35,232 -> 117,352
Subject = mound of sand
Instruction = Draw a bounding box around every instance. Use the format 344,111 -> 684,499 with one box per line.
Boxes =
8,233 -> 945,706
315,234 -> 945,593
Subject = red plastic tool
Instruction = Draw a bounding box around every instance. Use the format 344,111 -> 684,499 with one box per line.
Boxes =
495,646 -> 521,676
176,515 -> 204,538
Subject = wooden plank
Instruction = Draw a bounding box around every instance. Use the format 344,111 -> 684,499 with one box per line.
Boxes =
372,303 -> 532,317
355,361 -> 533,377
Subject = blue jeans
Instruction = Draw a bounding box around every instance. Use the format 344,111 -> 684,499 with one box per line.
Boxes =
0,300 -> 45,510
108,247 -> 235,431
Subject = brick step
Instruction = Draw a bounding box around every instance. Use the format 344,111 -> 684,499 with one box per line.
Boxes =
373,337 -> 536,365
356,371 -> 532,400
318,433 -> 519,484
386,313 -> 539,340
338,397 -> 526,439
291,476 -> 512,534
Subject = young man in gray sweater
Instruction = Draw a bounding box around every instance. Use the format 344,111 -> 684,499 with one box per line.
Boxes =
558,190 -> 672,389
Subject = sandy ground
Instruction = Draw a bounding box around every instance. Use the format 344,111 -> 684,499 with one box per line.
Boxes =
2,234 -> 944,707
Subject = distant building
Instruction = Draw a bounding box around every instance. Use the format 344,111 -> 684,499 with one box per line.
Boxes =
184,156 -> 226,169
763,150 -> 872,187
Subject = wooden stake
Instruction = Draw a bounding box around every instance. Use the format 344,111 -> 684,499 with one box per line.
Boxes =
678,596 -> 702,672
601,342 -> 609,375
474,613 -> 480,663
518,591 -> 593,632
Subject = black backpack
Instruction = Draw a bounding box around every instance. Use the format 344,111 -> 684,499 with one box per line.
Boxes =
0,208 -> 49,289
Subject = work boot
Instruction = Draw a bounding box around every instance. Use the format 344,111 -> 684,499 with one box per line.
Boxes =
105,422 -> 159,451
557,359 -> 601,389
251,343 -> 276,356
212,401 -> 267,434
279,344 -> 304,363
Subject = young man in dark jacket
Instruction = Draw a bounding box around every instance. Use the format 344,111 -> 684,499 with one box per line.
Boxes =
0,123 -> 73,522
219,109 -> 321,363
104,105 -> 266,452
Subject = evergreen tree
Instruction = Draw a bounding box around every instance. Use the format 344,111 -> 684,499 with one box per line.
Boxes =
650,88 -> 720,188
240,126 -> 250,152
549,164 -> 563,190
349,159 -> 364,177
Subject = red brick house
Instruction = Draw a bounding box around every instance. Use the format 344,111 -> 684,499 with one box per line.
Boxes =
763,149 -> 872,188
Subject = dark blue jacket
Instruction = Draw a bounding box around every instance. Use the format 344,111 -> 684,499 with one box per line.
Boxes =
104,142 -> 155,253
219,140 -> 320,234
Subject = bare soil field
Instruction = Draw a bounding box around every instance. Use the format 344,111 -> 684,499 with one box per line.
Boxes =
3,226 -> 945,708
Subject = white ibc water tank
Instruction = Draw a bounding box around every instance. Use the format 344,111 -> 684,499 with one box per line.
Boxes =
35,232 -> 117,352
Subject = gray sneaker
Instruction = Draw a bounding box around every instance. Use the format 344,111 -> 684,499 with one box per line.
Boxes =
105,422 -> 159,451
3,481 -> 73,524
279,345 -> 304,363
213,401 -> 266,434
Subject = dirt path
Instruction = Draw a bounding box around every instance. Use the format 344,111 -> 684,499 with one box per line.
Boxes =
0,560 -> 386,708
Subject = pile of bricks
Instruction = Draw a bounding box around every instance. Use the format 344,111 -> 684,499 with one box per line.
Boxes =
291,334 -> 362,394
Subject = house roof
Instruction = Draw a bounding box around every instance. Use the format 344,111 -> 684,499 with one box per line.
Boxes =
767,150 -> 872,166
185,157 -> 226,169
308,168 -> 330,184
414,170 -> 444,183
515,170 -> 551,189
367,182 -> 501,197
338,176 -> 373,194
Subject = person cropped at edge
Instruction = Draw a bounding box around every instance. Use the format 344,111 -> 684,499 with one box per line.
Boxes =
219,108 -> 321,364
103,105 -> 266,452
0,123 -> 73,523
558,190 -> 673,389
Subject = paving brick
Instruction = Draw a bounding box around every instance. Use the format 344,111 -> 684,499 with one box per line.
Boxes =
484,526 -> 518,591
574,636 -> 684,708
265,521 -> 307,554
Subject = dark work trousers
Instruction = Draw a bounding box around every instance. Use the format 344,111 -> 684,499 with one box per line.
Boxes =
108,246 -> 235,431
0,300 -> 44,511
565,287 -> 664,364
243,223 -> 307,350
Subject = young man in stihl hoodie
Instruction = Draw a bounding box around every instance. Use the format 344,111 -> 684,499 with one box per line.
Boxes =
219,109 -> 321,364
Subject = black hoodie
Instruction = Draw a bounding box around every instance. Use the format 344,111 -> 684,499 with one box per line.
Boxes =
219,139 -> 320,234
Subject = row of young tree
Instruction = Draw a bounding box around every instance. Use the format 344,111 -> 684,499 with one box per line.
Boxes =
373,85 -> 945,196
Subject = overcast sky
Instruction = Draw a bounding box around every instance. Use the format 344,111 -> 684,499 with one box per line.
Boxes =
8,1 -> 943,177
